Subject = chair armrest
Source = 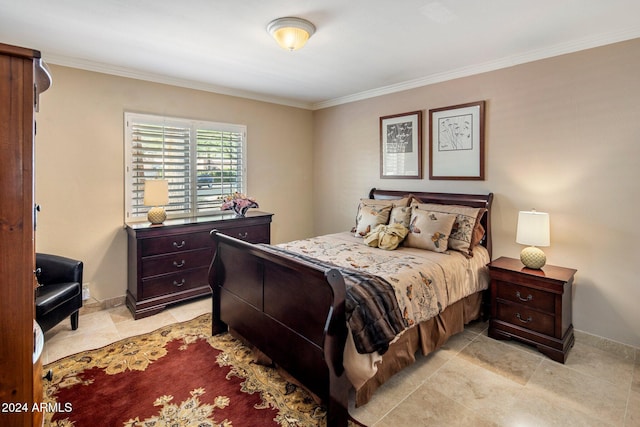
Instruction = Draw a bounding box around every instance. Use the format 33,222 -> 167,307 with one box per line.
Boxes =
36,253 -> 83,286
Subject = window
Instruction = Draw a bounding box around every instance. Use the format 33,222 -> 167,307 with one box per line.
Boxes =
124,113 -> 246,222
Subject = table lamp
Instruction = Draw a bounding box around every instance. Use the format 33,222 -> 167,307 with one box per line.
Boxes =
516,210 -> 550,269
144,179 -> 169,224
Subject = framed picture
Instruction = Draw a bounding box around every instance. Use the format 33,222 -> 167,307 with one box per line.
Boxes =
429,101 -> 485,180
380,110 -> 422,179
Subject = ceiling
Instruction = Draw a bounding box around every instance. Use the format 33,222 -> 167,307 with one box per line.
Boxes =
2,0 -> 639,110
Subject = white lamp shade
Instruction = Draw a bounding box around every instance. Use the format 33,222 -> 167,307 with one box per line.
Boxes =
516,210 -> 550,247
143,179 -> 169,206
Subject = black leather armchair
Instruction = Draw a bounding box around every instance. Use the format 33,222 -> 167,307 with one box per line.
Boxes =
35,253 -> 83,332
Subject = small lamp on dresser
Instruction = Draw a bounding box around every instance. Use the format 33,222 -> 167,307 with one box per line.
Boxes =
516,209 -> 550,269
144,179 -> 169,224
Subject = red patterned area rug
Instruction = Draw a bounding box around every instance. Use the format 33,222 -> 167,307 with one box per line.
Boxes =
43,313 -> 364,427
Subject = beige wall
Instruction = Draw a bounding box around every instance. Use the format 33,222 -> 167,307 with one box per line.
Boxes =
313,38 -> 640,348
35,65 -> 314,302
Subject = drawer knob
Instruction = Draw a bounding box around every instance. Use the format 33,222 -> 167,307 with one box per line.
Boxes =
238,231 -> 249,239
516,291 -> 533,302
515,313 -> 533,323
43,369 -> 53,381
173,260 -> 186,268
173,240 -> 186,249
173,279 -> 185,287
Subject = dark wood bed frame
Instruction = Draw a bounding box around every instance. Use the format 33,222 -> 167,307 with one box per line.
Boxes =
209,188 -> 493,426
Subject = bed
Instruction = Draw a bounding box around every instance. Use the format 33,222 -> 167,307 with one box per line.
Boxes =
209,188 -> 493,426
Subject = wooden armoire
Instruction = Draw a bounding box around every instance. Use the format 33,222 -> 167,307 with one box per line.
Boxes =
0,42 -> 51,427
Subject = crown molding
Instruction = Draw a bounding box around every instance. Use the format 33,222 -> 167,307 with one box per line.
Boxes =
42,53 -> 314,110
311,28 -> 640,110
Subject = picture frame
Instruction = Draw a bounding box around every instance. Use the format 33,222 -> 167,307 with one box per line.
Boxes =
429,101 -> 485,180
380,110 -> 422,179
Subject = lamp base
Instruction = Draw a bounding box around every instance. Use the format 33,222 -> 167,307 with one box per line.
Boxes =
147,206 -> 166,224
520,246 -> 546,269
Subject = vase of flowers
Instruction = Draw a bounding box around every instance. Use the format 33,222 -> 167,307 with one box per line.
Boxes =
221,192 -> 259,217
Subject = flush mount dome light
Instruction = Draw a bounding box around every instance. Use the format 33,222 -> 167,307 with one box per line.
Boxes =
267,17 -> 316,51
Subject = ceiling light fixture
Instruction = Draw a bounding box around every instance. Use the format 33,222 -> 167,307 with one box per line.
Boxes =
267,17 -> 316,51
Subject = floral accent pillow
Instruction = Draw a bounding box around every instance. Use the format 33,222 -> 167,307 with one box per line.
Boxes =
388,206 -> 412,228
411,202 -> 485,256
354,205 -> 392,237
352,197 -> 411,233
404,209 -> 456,252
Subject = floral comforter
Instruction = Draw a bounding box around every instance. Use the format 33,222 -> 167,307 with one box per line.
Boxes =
276,231 -> 490,337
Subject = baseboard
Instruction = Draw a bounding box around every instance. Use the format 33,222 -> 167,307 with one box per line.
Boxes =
79,295 -> 126,315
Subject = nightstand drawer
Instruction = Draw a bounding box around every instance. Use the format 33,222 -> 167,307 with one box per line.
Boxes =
142,248 -> 214,277
495,301 -> 554,336
495,280 -> 554,313
141,267 -> 210,299
141,232 -> 213,257
219,225 -> 270,243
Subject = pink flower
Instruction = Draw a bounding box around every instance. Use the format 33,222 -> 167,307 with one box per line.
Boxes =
221,193 -> 258,216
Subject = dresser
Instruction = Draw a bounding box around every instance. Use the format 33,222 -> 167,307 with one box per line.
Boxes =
0,42 -> 51,427
125,211 -> 273,319
488,256 -> 576,363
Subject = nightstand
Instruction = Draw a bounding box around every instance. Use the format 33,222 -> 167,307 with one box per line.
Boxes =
488,256 -> 576,363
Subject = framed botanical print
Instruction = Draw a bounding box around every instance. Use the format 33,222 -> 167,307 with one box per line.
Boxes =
380,110 -> 422,179
429,101 -> 485,180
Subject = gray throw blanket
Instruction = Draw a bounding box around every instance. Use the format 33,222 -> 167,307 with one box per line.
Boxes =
260,245 -> 406,355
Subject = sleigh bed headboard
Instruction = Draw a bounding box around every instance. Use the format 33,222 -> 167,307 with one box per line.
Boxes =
368,188 -> 494,258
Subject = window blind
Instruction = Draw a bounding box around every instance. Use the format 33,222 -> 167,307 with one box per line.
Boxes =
125,113 -> 246,221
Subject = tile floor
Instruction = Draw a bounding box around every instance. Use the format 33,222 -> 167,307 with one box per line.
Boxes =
43,298 -> 640,427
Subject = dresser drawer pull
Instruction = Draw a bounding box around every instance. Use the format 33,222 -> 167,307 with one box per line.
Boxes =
173,279 -> 186,287
515,313 -> 533,323
173,260 -> 186,268
237,231 -> 249,239
516,291 -> 533,302
173,240 -> 186,249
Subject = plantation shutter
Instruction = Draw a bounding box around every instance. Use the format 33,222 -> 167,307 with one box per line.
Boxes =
125,113 -> 246,221
196,128 -> 245,212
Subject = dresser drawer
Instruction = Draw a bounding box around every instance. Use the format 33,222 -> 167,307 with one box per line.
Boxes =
495,301 -> 555,336
141,267 -> 210,299
142,248 -> 214,278
219,225 -> 270,243
141,232 -> 213,257
495,280 -> 555,313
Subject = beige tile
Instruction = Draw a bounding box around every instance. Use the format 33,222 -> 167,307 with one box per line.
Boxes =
564,341 -> 635,388
458,334 -> 543,385
464,318 -> 489,335
438,329 -> 478,354
524,359 -> 628,426
44,309 -> 119,345
108,305 -> 135,323
167,296 -> 212,322
574,329 -> 637,361
351,329 -> 478,426
44,330 -> 122,364
633,355 -> 640,394
350,350 -> 450,426
428,356 -> 524,425
113,310 -> 179,338
626,389 -> 640,426
374,382 -> 498,427
506,387 -> 616,427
